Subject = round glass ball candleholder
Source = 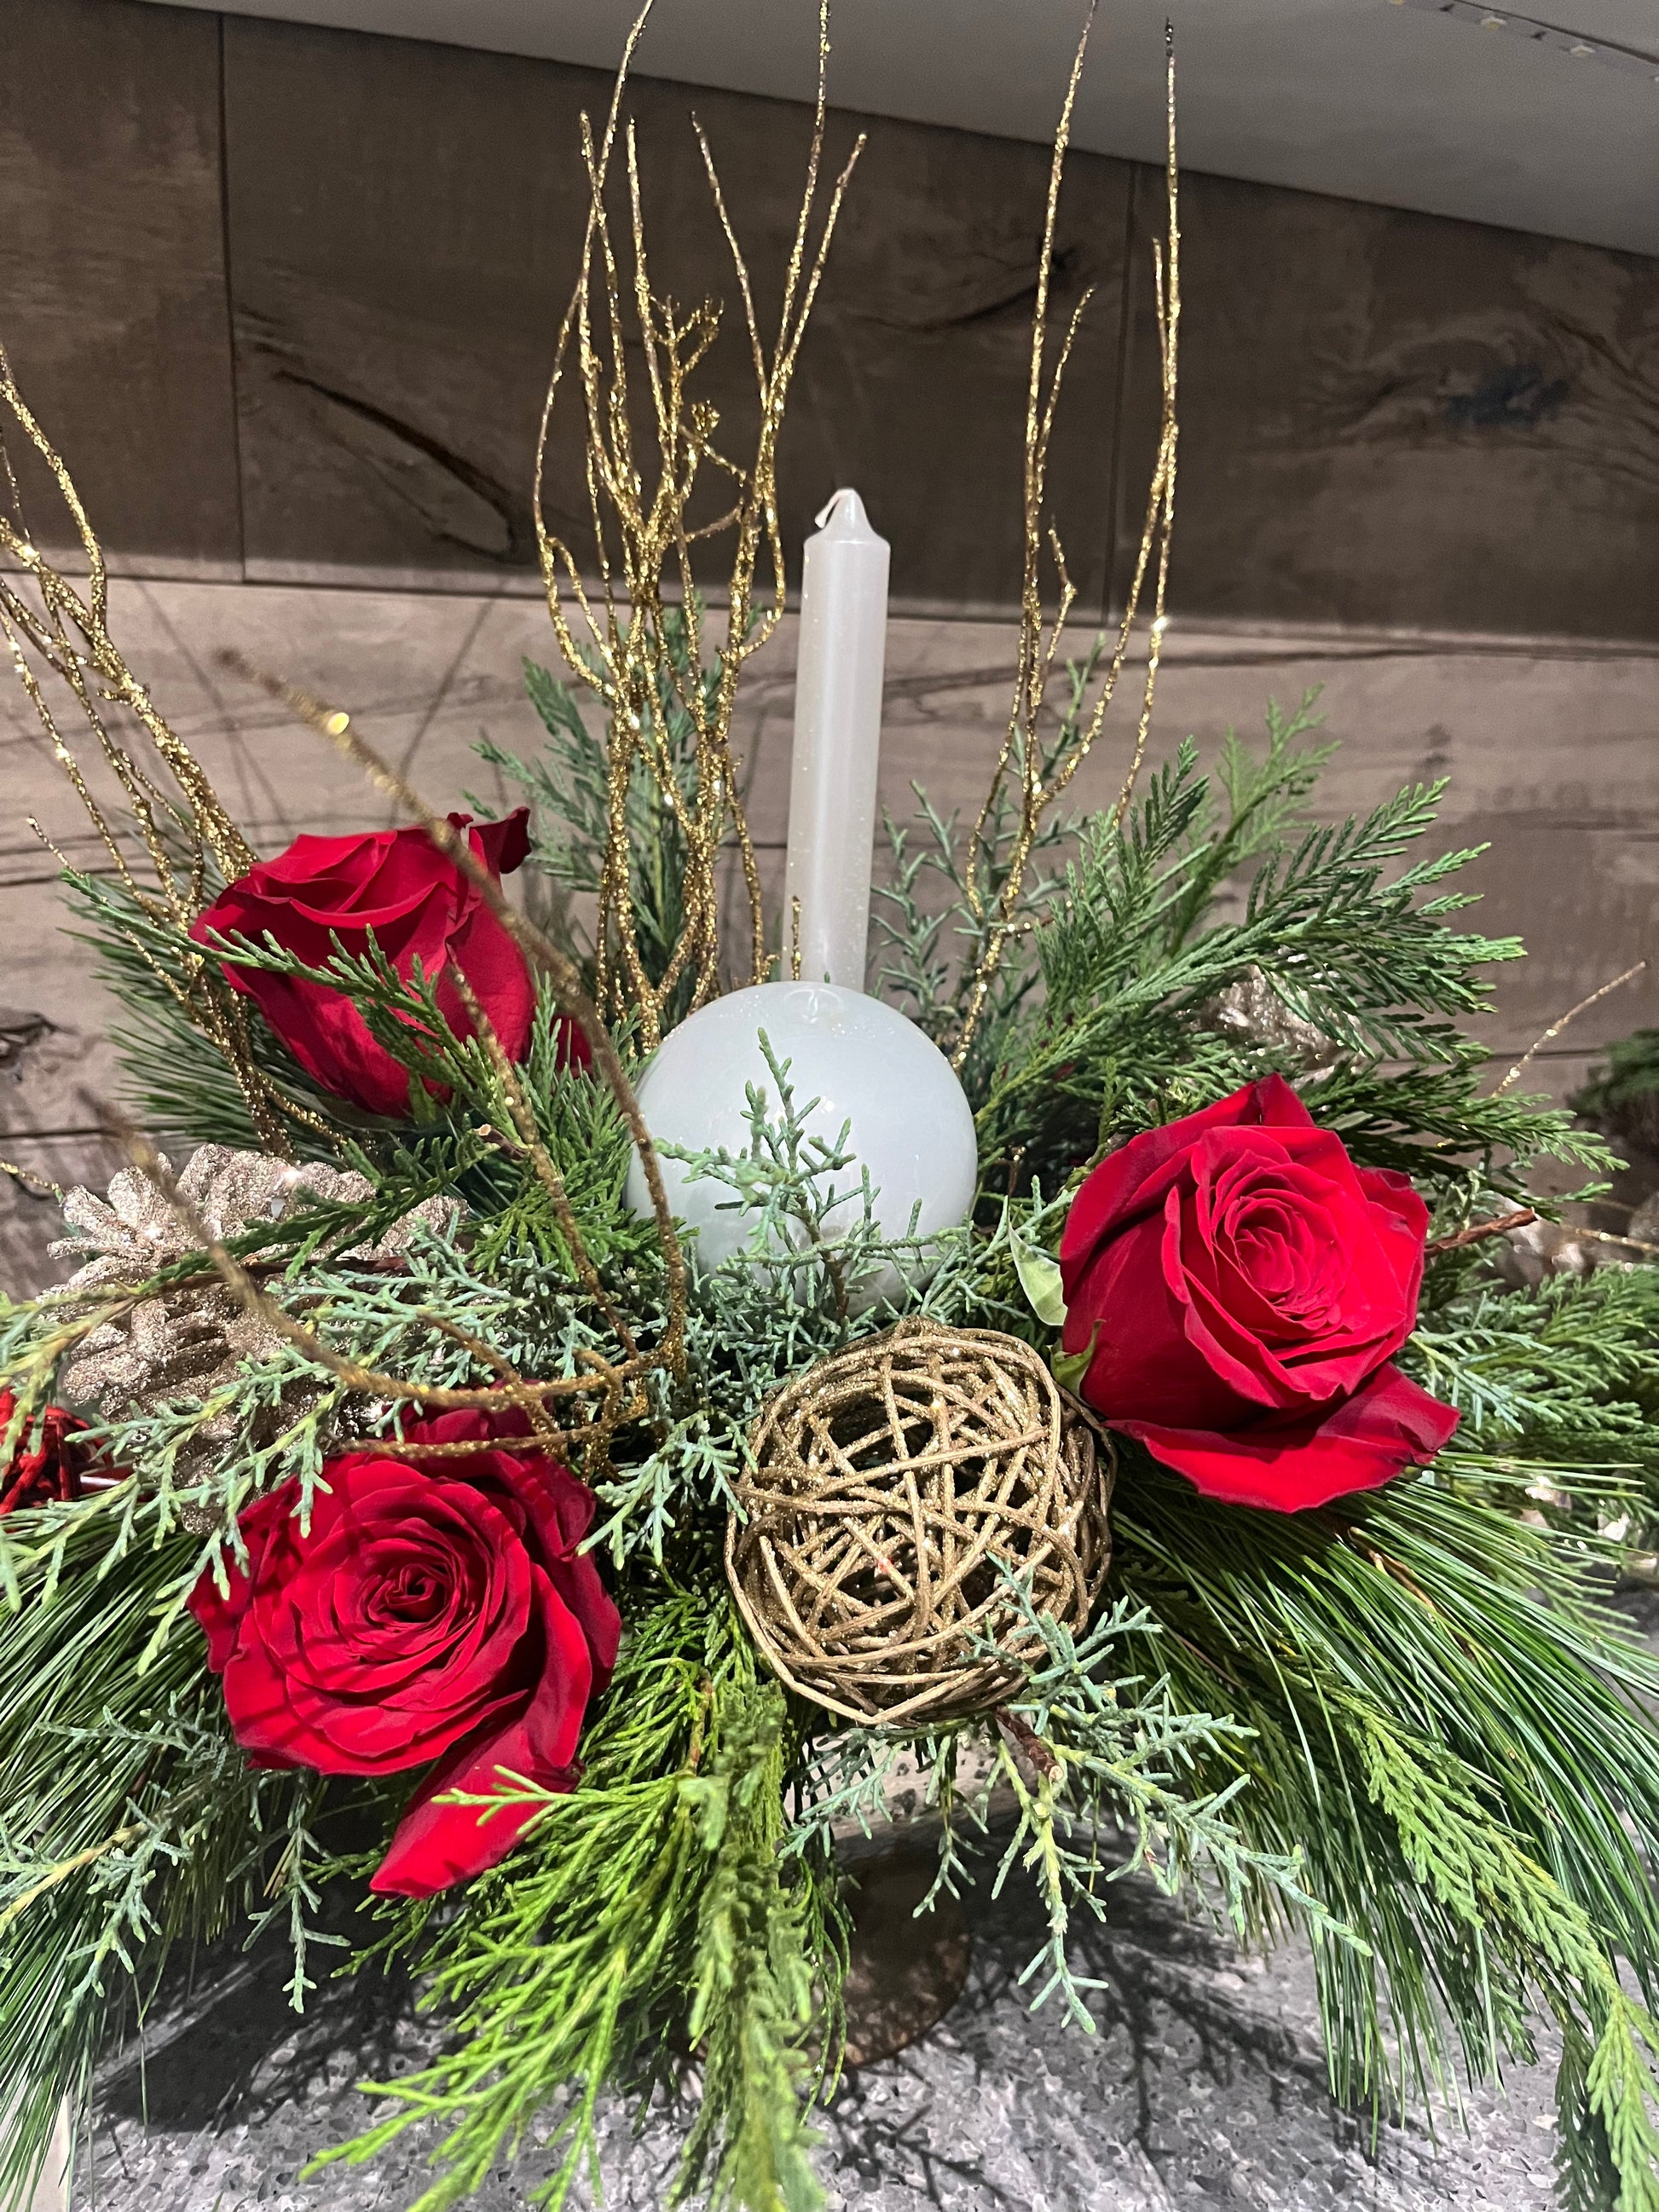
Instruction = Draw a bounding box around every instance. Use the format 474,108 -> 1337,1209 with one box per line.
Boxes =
624,982 -> 979,1311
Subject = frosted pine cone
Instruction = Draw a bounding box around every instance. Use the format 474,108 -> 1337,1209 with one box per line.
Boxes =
49,1147 -> 456,1456
1205,967 -> 1340,1079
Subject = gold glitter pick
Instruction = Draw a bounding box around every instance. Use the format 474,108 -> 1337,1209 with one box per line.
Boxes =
951,13 -> 1182,1070
0,349 -> 314,1156
0,1157 -> 63,1201
1496,961 -> 1646,1096
531,0 -> 861,1047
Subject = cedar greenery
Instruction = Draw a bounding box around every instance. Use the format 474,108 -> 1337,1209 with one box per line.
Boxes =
312,1596 -> 841,2212
1575,1027 -> 1659,1156
7,677 -> 1659,2212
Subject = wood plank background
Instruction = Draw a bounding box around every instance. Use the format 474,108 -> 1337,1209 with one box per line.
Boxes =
5,0 -> 1657,628
1114,167 -> 1659,639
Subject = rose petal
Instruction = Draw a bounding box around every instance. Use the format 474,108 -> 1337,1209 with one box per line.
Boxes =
466,807 -> 532,878
394,1409 -> 621,1684
546,1550 -> 622,1689
1071,1106 -> 1427,1425
1113,1363 -> 1461,1512
189,1486 -> 297,1670
1353,1161 -> 1431,1308
190,814 -> 537,1120
436,904 -> 535,1066
369,1568 -> 594,1897
266,1484 -> 535,1764
1063,1206 -> 1251,1428
1061,1073 -> 1315,1288
202,1397 -> 616,1877
213,965 -> 416,1118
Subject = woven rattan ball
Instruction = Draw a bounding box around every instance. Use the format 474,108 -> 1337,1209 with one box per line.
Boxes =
725,1319 -> 1115,1725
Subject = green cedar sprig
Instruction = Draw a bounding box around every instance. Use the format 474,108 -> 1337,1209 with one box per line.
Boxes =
310,1591 -> 841,2212
9,673 -> 1659,2212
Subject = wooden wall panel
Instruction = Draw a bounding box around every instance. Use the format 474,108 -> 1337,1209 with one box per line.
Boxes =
4,3 -> 1656,640
0,0 -> 240,572
219,18 -> 587,582
1113,168 -> 1659,638
7,574 -> 1656,1066
218,13 -> 1130,609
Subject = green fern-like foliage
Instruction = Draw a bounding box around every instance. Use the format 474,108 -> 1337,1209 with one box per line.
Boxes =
473,609 -> 731,1027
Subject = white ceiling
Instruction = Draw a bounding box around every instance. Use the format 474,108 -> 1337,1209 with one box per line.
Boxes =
153,0 -> 1659,257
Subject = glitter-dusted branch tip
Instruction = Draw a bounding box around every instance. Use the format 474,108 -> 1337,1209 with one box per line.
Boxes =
531,0 -> 862,1049
951,11 -> 1182,1071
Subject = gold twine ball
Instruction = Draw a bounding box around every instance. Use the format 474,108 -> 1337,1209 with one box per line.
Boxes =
725,1319 -> 1115,1725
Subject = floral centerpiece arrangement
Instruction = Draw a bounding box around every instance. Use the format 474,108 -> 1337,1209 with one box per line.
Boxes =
6,14 -> 1659,2212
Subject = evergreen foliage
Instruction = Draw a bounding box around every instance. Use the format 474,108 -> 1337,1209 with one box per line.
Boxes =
474,611 -> 731,1029
312,1596 -> 838,2212
7,670 -> 1659,2212
0,1513 -> 319,2209
1575,1029 -> 1659,1153
63,865 -> 347,1156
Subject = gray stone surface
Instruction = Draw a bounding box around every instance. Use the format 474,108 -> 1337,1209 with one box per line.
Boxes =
71,1834 -> 1564,2212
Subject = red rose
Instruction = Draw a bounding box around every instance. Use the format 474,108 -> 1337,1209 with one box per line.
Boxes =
1059,1075 -> 1458,1511
189,1404 -> 620,1897
0,1388 -> 90,1516
190,811 -> 542,1118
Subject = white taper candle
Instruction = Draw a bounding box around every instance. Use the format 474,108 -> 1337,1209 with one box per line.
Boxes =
784,488 -> 890,988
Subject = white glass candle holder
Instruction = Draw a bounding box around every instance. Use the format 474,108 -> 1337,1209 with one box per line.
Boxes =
625,982 -> 978,1311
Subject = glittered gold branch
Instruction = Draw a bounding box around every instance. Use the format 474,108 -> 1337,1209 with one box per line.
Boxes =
532,0 -> 863,1047
0,346 -> 303,1156
951,14 -> 1182,1069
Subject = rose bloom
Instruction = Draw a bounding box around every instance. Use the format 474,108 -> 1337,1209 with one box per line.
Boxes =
190,1404 -> 620,1897
190,809 -> 587,1118
0,1388 -> 91,1516
1059,1075 -> 1458,1511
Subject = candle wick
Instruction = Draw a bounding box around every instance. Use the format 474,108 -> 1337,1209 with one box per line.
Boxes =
814,488 -> 870,534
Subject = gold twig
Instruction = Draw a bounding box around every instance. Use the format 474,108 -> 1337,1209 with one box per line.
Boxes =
0,347 -> 299,1155
951,14 -> 1182,1070
1106,26 -> 1181,836
448,968 -> 642,1361
0,1157 -> 64,1201
530,0 -> 858,1042
1495,962 -> 1645,1096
